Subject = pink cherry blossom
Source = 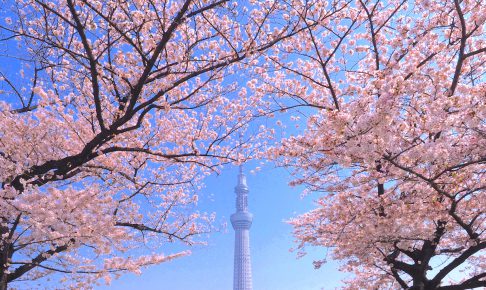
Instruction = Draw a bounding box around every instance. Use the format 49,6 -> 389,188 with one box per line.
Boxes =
262,0 -> 486,288
0,0 -> 315,288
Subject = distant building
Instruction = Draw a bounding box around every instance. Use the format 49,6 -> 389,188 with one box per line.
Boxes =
230,166 -> 253,290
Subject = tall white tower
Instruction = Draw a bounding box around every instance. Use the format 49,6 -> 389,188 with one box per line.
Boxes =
230,166 -> 253,290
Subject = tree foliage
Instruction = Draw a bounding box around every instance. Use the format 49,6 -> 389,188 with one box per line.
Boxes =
263,0 -> 486,289
0,0 -> 311,288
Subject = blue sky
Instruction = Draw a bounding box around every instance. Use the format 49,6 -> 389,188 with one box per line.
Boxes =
97,164 -> 347,290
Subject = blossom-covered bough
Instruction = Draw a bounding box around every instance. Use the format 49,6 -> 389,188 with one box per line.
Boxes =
262,0 -> 485,289
0,0 -> 314,288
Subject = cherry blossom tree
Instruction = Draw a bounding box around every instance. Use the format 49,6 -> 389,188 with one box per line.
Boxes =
0,0 -> 313,288
261,0 -> 486,289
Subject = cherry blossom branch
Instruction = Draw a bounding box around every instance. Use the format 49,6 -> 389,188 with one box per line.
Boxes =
429,241 -> 486,288
66,0 -> 104,130
7,238 -> 75,282
390,267 -> 409,289
115,222 -> 200,243
436,272 -> 486,290
449,0 -> 467,95
383,155 -> 453,198
464,47 -> 486,58
359,0 -> 380,70
127,0 -> 193,113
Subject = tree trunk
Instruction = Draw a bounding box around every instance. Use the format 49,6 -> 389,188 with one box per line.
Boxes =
1,220 -> 10,290
0,254 -> 8,290
410,284 -> 425,290
0,274 -> 7,290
